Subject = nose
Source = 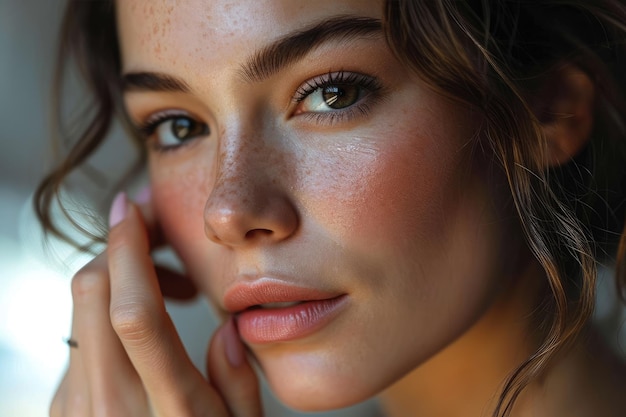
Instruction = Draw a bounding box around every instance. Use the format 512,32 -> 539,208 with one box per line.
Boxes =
203,137 -> 299,247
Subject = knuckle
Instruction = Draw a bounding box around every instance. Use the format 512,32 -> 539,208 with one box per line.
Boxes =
110,302 -> 159,344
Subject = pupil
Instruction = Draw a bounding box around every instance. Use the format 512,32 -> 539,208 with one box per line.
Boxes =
172,118 -> 192,139
322,85 -> 359,109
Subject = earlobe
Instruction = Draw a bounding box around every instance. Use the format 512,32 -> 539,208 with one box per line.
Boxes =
538,65 -> 595,167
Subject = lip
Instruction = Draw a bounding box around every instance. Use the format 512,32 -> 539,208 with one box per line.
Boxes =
224,280 -> 348,344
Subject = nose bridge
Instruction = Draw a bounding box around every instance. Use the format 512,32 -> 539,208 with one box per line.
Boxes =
216,124 -> 266,189
203,121 -> 299,246
208,123 -> 268,221
211,118 -> 280,206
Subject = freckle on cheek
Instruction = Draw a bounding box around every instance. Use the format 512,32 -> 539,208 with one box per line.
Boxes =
152,164 -> 212,229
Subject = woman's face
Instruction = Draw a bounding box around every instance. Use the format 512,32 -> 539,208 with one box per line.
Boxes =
118,0 -> 517,410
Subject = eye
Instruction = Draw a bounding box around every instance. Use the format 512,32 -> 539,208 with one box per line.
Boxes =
292,71 -> 383,124
156,116 -> 208,146
139,113 -> 210,151
303,84 -> 363,112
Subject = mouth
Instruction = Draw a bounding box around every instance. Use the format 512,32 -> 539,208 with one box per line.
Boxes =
247,301 -> 304,309
224,280 -> 348,344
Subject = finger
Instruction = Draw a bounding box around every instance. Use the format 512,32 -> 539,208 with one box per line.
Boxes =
73,253 -> 148,416
50,369 -> 96,417
208,318 -> 262,417
50,304 -> 91,417
50,372 -> 68,417
107,193 -> 227,416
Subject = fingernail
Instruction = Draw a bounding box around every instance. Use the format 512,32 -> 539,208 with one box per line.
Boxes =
222,317 -> 244,368
134,185 -> 152,205
109,192 -> 128,228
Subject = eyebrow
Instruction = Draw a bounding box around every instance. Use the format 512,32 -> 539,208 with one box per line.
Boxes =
122,72 -> 191,93
121,15 -> 382,93
240,15 -> 382,82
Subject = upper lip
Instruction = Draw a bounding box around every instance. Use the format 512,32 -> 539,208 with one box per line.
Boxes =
223,278 -> 343,314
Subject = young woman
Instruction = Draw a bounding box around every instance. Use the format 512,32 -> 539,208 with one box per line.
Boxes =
37,0 -> 626,416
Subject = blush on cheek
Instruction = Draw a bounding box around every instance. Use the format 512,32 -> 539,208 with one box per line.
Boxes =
150,163 -> 212,250
306,125 -> 461,255
150,167 -> 228,299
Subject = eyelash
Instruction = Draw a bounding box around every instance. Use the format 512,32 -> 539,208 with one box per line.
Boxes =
292,70 -> 384,125
136,110 -> 204,153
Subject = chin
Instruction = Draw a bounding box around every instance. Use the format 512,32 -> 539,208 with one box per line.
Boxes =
267,372 -> 373,412
256,352 -> 393,412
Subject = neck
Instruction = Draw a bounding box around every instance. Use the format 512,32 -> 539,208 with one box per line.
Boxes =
377,262 -> 626,417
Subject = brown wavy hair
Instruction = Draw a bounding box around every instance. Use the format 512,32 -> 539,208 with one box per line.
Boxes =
35,1 -> 626,416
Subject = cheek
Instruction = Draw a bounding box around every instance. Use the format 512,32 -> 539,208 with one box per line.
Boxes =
151,162 -> 209,224
150,157 -> 216,280
302,115 -> 464,259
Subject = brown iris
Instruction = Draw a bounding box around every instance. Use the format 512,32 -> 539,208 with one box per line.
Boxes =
321,85 -> 360,109
171,117 -> 208,141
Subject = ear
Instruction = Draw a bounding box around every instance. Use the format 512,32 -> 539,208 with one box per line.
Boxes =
537,65 -> 595,167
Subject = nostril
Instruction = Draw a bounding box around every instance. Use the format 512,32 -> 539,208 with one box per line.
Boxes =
244,228 -> 274,240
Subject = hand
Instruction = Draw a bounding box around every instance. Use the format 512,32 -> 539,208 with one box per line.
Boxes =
50,191 -> 262,417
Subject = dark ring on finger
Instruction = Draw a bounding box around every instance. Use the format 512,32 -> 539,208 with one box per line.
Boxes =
65,338 -> 79,349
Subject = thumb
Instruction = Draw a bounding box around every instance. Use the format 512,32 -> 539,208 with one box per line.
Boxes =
208,317 -> 262,417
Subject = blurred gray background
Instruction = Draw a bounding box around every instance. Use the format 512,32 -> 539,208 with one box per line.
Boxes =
1,2 -> 71,416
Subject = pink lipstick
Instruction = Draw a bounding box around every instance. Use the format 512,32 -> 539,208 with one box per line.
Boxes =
224,281 -> 347,344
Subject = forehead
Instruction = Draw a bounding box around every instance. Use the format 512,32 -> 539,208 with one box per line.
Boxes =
116,0 -> 383,73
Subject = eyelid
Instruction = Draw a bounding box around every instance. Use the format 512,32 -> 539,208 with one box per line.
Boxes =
292,70 -> 382,103
133,109 -> 210,154
136,109 -> 192,137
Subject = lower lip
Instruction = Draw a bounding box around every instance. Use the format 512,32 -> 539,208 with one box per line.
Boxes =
235,295 -> 348,344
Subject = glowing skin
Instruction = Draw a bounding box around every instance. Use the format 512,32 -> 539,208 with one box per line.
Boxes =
118,0 -> 529,412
